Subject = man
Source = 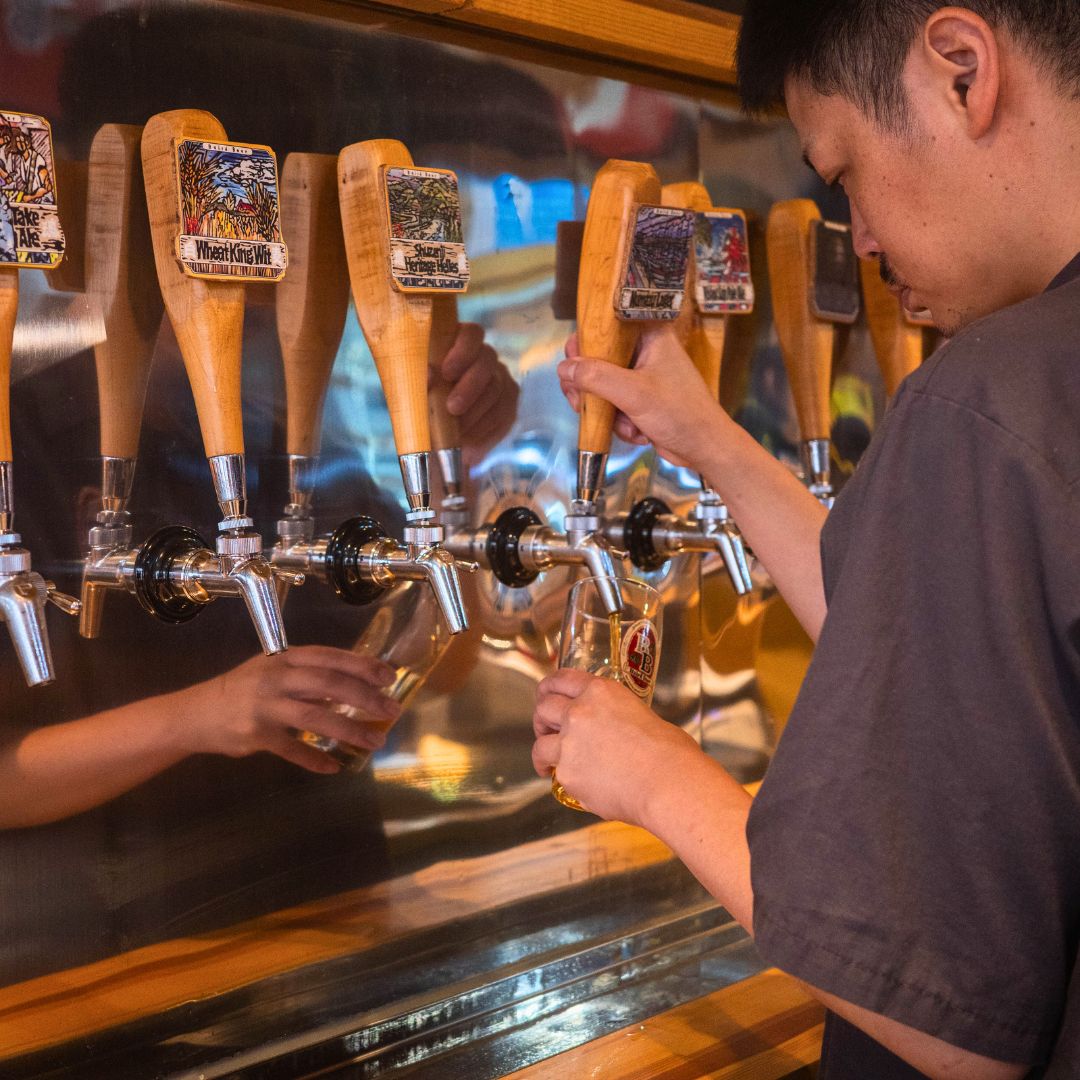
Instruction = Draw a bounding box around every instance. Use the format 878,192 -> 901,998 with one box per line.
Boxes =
533,3 -> 1080,1077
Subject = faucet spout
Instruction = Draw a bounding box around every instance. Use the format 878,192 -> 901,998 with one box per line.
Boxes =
0,572 -> 54,687
227,557 -> 289,655
414,545 -> 470,634
576,535 -> 624,616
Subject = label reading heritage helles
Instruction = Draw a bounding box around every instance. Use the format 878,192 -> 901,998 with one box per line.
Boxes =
384,166 -> 470,292
173,139 -> 287,281
619,618 -> 659,699
616,204 -> 695,320
0,111 -> 65,269
694,209 -> 754,315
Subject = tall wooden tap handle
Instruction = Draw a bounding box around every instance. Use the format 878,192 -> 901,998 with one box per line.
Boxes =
0,268 -> 15,461
338,139 -> 431,457
142,110 -> 246,459
428,293 -> 461,453
661,181 -> 725,401
766,199 -> 834,443
720,214 -> 764,417
276,153 -> 349,459
859,257 -> 923,398
86,124 -> 164,461
576,160 -> 660,455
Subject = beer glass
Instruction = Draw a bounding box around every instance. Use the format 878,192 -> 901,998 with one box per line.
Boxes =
551,576 -> 663,810
296,580 -> 451,771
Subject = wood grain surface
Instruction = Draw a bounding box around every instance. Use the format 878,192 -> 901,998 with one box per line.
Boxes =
86,124 -> 164,461
428,293 -> 462,453
0,268 -> 16,461
339,138 -> 433,457
859,256 -> 923,398
766,200 -> 833,443
142,110 -> 247,459
577,159 -> 659,455
277,152 -> 350,458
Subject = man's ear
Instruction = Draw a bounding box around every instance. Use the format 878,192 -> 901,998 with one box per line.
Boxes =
921,7 -> 1001,139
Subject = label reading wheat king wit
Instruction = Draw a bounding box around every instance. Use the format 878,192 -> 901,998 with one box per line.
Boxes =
695,209 -> 754,315
0,111 -> 65,269
384,166 -> 469,292
616,204 -> 694,320
174,139 -> 287,281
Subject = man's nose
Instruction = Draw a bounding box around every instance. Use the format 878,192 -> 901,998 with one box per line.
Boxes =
849,205 -> 881,260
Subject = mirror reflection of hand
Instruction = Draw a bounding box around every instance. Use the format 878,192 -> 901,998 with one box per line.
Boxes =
436,322 -> 519,464
531,667 -> 697,824
558,326 -> 728,471
180,646 -> 402,773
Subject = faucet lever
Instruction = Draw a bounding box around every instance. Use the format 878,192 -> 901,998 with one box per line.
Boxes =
44,583 -> 81,616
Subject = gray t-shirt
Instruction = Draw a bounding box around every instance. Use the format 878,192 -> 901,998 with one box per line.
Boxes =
747,253 -> 1080,1078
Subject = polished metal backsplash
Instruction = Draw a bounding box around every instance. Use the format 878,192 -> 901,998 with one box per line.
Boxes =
0,0 -> 875,1008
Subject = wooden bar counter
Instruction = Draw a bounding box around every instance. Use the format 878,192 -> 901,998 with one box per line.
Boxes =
0,787 -> 823,1078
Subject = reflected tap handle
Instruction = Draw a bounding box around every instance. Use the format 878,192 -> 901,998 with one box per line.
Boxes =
860,255 -> 927,398
277,151 -> 350,518
767,200 -> 854,505
87,123 -> 163,471
661,182 -> 723,397
428,293 -> 465,501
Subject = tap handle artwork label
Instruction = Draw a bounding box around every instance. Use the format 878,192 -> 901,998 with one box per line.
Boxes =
0,111 -> 65,269
695,209 -> 754,315
173,139 -> 287,281
809,219 -> 860,324
616,204 -> 694,320
383,166 -> 470,292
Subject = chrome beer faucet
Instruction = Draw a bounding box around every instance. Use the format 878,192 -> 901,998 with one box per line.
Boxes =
81,453 -> 300,654
0,461 -> 80,686
272,450 -> 472,635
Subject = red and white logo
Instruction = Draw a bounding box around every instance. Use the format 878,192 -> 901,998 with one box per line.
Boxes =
620,619 -> 659,699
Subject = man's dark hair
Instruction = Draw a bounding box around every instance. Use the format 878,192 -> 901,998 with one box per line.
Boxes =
737,1 -> 1080,131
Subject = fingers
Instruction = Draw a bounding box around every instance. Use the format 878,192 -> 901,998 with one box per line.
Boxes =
565,332 -> 579,359
531,732 -> 560,777
439,322 -> 486,381
613,414 -> 646,444
557,357 -> 643,418
446,344 -> 500,416
264,730 -> 343,774
277,645 -> 396,688
274,666 -> 401,724
538,667 -> 598,699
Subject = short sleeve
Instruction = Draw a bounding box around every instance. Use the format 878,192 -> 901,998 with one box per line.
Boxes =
748,385 -> 1080,1066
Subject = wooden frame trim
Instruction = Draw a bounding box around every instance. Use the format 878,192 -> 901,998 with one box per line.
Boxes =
234,0 -> 742,102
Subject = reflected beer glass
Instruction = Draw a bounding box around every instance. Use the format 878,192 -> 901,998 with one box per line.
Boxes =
551,576 -> 663,810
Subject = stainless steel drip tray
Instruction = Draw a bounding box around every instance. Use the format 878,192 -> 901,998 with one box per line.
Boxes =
4,860 -> 762,1079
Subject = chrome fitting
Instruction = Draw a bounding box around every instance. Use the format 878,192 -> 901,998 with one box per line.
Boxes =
208,453 -> 248,521
575,450 -> 607,507
398,452 -> 432,513
101,457 -> 137,514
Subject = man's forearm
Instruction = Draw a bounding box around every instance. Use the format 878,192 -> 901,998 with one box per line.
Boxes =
696,420 -> 828,641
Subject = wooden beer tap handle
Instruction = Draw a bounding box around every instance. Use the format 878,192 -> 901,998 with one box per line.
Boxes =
0,268 -> 15,461
766,199 -> 834,444
428,293 -> 461,454
276,153 -> 349,459
86,124 -> 164,462
142,110 -> 246,459
661,181 -> 724,401
338,139 -> 431,458
859,256 -> 923,398
577,159 -> 660,456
